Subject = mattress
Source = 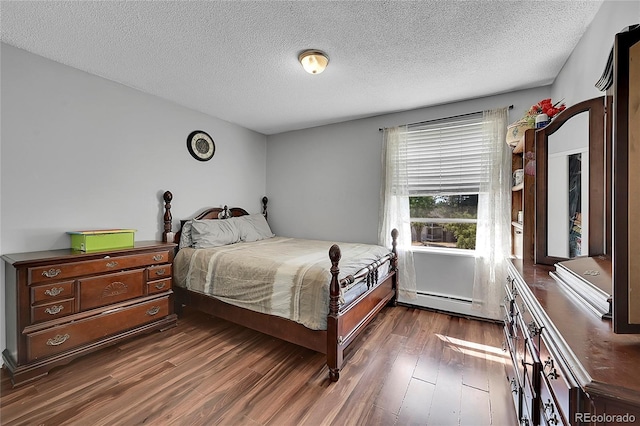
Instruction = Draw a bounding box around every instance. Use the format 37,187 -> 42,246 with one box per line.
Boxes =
173,237 -> 392,330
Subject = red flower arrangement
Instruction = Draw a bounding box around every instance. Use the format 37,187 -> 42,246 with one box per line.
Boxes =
523,98 -> 566,126
529,98 -> 566,118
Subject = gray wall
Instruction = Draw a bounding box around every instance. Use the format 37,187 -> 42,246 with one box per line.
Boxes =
552,1 -> 640,105
0,43 -> 267,352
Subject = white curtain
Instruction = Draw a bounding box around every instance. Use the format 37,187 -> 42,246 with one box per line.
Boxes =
472,108 -> 510,319
379,126 -> 417,300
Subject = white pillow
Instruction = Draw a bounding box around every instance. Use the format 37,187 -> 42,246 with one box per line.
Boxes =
178,220 -> 193,250
231,214 -> 275,242
191,219 -> 240,248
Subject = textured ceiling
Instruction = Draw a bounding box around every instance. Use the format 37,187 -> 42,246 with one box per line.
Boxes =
1,1 -> 603,135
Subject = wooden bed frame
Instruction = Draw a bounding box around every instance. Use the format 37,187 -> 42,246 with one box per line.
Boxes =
162,191 -> 398,381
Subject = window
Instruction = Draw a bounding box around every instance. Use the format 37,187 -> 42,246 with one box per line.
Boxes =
406,113 -> 487,250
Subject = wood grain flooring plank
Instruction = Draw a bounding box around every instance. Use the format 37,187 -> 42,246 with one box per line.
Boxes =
483,320 -> 519,425
462,318 -> 491,392
372,350 -> 417,415
166,369 -> 264,426
459,382 -> 492,426
334,334 -> 407,421
0,306 -> 517,426
412,310 -> 453,385
222,346 -> 325,424
426,317 -> 465,425
399,307 -> 437,356
2,376 -> 119,426
294,346 -> 377,425
395,377 -> 436,425
265,382 -> 327,426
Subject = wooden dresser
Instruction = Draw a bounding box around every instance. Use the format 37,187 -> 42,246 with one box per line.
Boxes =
2,241 -> 177,386
504,259 -> 640,425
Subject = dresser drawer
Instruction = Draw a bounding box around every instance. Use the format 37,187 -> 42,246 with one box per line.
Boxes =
539,336 -> 575,423
147,278 -> 171,295
31,299 -> 74,323
147,264 -> 172,281
31,281 -> 75,303
26,296 -> 170,361
521,368 -> 537,426
540,373 -> 567,426
79,269 -> 145,310
29,250 -> 172,284
503,326 -> 521,414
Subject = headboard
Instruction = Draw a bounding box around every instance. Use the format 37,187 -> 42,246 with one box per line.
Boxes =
161,191 -> 268,244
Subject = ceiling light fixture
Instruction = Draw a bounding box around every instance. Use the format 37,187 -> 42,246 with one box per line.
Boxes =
299,50 -> 329,74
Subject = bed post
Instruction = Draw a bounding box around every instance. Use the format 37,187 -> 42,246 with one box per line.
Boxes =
163,191 -> 174,243
262,196 -> 269,220
390,228 -> 399,305
327,244 -> 342,382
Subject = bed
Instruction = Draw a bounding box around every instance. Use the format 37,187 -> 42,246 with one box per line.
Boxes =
162,191 -> 398,381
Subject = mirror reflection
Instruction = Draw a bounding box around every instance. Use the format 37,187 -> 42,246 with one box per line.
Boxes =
546,112 -> 589,258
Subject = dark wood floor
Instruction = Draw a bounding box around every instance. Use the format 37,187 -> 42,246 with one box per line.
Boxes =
0,305 -> 518,425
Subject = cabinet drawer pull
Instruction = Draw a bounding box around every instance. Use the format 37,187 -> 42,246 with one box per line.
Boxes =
544,399 -> 559,425
155,269 -> 166,276
44,287 -> 64,297
146,306 -> 160,316
544,357 -> 559,380
42,268 -> 61,278
509,378 -> 518,394
154,282 -> 167,290
153,254 -> 164,261
45,305 -> 64,315
527,321 -> 541,336
46,334 -> 70,346
106,261 -> 118,268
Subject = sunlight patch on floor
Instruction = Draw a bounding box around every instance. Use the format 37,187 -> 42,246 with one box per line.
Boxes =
435,333 -> 508,364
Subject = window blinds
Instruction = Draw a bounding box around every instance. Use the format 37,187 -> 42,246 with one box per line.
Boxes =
406,112 -> 486,196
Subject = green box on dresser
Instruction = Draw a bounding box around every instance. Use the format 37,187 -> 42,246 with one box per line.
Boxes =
2,241 -> 177,387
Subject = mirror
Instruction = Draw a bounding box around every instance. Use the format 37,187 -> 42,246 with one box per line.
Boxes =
535,97 -> 606,265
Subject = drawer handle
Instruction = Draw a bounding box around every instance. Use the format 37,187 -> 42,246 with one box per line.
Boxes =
527,321 -> 541,337
42,268 -> 62,278
544,400 -> 559,425
146,306 -> 160,316
46,334 -> 70,346
153,254 -> 164,261
44,287 -> 64,297
509,378 -> 518,394
154,282 -> 167,290
106,261 -> 118,268
45,305 -> 64,315
544,357 -> 559,380
155,269 -> 166,276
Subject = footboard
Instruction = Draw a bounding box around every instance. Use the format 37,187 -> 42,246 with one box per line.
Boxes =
326,229 -> 398,381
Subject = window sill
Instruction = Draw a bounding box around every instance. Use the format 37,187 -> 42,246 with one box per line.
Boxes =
410,245 -> 477,257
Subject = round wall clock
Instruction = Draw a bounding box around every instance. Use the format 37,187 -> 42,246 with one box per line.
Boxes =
187,130 -> 215,161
